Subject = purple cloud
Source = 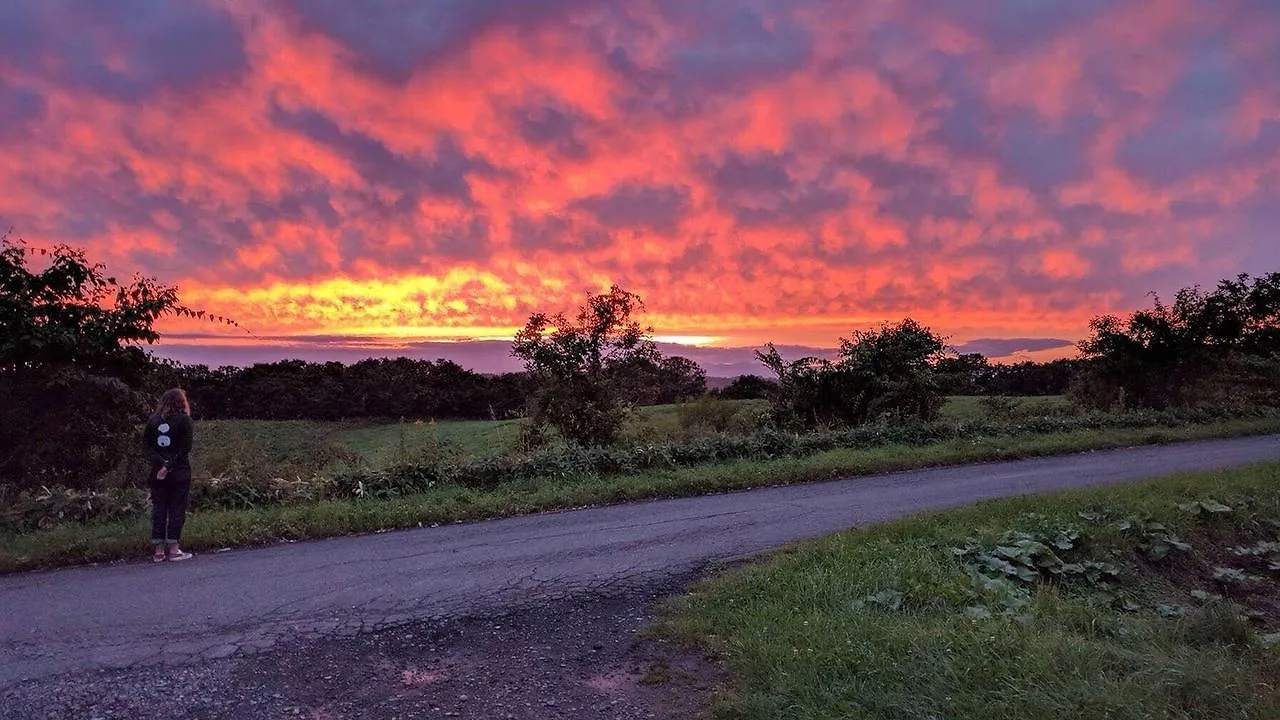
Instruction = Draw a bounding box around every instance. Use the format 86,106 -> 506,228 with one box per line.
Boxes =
286,0 -> 584,82
0,0 -> 246,99
571,183 -> 691,233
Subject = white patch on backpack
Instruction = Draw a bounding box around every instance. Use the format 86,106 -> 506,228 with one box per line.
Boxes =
158,423 -> 170,433
157,435 -> 171,448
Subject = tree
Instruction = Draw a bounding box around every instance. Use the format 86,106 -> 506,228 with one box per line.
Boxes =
715,374 -> 778,400
986,359 -> 1082,396
758,319 -> 947,429
1075,273 -> 1280,410
934,353 -> 991,395
163,357 -> 530,422
654,355 -> 708,404
607,353 -> 707,406
512,286 -> 658,446
2,237 -> 175,374
0,233 -> 221,489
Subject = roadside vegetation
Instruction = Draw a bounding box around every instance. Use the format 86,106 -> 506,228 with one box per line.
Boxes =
2,234 -> 1278,572
654,461 -> 1280,719
3,410 -> 1279,572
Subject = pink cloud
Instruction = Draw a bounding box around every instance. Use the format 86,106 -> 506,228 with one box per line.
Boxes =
0,0 -> 1276,357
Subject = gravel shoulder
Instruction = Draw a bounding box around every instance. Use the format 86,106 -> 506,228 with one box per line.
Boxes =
2,573 -> 727,720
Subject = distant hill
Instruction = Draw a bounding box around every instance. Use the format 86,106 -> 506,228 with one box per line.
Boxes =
151,335 -> 1075,373
705,376 -> 739,391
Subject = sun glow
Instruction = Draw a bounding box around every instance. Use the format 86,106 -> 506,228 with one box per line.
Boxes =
652,335 -> 725,346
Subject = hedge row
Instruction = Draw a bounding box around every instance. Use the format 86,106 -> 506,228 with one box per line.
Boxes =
1,407 -> 1263,534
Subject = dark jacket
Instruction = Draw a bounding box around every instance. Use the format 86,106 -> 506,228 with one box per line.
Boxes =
142,412 -> 194,471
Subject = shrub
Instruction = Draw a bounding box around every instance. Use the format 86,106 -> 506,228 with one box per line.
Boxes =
1076,272 -> 1280,411
0,232 -> 230,493
0,485 -> 151,533
715,375 -> 777,400
676,397 -> 743,433
513,286 -> 658,447
978,395 -> 1022,420
758,319 -> 947,429
0,369 -> 149,492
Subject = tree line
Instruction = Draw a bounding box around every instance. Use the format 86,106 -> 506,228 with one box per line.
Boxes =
136,348 -> 1077,424
141,354 -> 706,423
3,232 -> 1277,490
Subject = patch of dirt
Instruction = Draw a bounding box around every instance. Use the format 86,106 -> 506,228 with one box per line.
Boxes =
231,588 -> 726,720
1,583 -> 727,720
1139,526 -> 1280,628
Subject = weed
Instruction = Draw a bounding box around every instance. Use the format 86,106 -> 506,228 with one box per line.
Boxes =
1212,566 -> 1264,585
1178,498 -> 1234,516
1117,517 -> 1194,561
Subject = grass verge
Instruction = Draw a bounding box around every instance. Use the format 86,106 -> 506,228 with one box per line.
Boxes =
3,417 -> 1280,574
651,461 -> 1280,719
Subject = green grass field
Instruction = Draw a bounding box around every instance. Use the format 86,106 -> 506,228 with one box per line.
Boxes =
654,462 -> 1280,719
339,417 -> 526,465
337,395 -> 1067,462
937,394 -> 1072,422
189,396 -> 1038,480
189,399 -> 770,481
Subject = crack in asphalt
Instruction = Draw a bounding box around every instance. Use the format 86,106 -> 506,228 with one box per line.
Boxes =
2,435 -> 1279,692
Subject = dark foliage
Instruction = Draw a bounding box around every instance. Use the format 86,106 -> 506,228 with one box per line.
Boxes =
982,359 -> 1082,396
936,354 -> 1084,397
139,351 -> 708,424
149,358 -> 534,422
512,286 -> 662,446
714,374 -> 778,400
935,353 -> 991,395
758,319 -> 947,429
609,354 -> 708,406
1075,273 -> 1280,410
0,368 -> 147,490
0,234 -> 214,491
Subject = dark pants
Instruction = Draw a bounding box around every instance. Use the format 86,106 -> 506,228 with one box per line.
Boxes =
149,466 -> 192,546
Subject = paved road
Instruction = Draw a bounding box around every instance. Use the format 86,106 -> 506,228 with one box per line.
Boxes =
3,435 -> 1279,688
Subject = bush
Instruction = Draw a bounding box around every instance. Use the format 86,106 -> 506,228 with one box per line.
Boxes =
758,319 -> 947,430
513,286 -> 657,447
716,375 -> 777,400
525,374 -> 628,447
676,397 -> 743,433
1076,272 -> 1280,411
978,395 -> 1022,420
0,369 -> 149,492
0,485 -> 149,533
1,233 -> 230,494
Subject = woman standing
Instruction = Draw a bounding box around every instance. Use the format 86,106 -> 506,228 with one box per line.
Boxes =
142,388 -> 195,562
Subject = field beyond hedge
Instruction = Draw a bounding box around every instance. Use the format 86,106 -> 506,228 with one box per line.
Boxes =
2,397 -> 1279,573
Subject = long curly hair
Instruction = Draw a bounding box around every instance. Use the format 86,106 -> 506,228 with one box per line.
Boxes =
156,388 -> 190,417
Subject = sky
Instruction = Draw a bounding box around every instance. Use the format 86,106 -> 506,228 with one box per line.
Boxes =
2,0 -> 1278,371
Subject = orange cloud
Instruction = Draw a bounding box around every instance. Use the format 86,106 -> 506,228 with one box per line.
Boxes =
1,0 -> 1277,361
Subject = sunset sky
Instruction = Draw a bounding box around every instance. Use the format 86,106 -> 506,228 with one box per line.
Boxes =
2,1 -> 1278,371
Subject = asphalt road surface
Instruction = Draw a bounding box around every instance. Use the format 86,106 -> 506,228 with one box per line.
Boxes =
3,434 -> 1279,690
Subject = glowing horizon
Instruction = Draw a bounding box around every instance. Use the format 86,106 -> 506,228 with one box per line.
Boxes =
2,0 -> 1277,362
